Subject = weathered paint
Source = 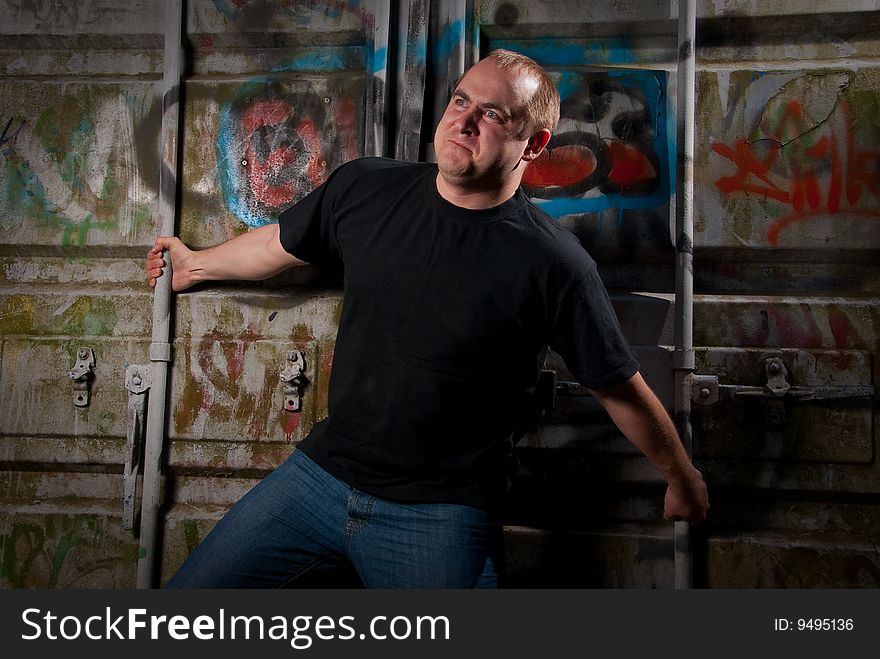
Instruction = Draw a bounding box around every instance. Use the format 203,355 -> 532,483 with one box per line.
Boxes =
522,68 -> 672,216
699,68 -> 880,249
0,82 -> 158,248
0,512 -> 138,589
214,80 -> 360,227
196,0 -> 367,33
706,535 -> 880,588
180,77 -> 363,244
170,333 -> 320,444
469,0 -> 880,589
2,0 -> 879,590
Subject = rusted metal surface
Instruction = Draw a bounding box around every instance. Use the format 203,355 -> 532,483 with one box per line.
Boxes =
698,67 -> 880,250
0,80 -> 160,249
179,77 -> 364,245
2,0 -> 879,588
0,0 -> 369,588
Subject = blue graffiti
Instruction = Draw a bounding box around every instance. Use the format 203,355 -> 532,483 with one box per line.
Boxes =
533,69 -> 672,216
555,72 -> 581,102
273,51 -> 355,73
434,19 -> 464,75
372,46 -> 387,75
216,95 -> 268,229
489,42 -> 672,218
491,39 -> 637,66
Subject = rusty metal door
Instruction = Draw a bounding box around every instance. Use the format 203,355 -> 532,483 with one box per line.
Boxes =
447,0 -> 685,587
3,0 -> 877,590
692,17 -> 880,586
0,0 -> 415,588
450,1 -> 880,588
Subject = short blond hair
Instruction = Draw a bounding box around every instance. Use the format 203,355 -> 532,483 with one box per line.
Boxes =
483,49 -> 560,137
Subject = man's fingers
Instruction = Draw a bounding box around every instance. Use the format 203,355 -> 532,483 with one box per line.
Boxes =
150,236 -> 177,254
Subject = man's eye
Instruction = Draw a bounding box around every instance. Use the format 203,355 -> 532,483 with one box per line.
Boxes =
485,110 -> 498,119
454,98 -> 466,107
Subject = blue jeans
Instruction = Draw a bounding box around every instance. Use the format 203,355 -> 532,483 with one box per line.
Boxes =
166,449 -> 501,588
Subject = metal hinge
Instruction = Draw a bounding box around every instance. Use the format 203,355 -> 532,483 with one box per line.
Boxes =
692,356 -> 875,425
122,365 -> 150,531
280,350 -> 308,413
68,347 -> 96,407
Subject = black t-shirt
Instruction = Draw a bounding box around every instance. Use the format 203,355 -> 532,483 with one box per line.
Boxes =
278,157 -> 638,510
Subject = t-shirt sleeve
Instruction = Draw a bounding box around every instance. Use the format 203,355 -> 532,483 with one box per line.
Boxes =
277,163 -> 348,269
548,260 -> 640,391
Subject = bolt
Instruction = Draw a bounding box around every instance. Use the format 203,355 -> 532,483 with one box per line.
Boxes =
768,361 -> 781,375
241,159 -> 248,166
323,96 -> 331,104
78,348 -> 88,359
700,388 -> 711,400
132,374 -> 142,386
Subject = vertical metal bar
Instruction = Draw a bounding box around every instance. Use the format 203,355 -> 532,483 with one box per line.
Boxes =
365,0 -> 391,157
426,0 -> 468,162
138,0 -> 183,589
394,0 -> 430,161
673,0 -> 697,590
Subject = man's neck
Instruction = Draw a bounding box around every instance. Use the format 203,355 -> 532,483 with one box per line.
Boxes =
435,172 -> 519,210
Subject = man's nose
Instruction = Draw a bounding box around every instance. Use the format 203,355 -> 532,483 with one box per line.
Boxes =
453,108 -> 479,134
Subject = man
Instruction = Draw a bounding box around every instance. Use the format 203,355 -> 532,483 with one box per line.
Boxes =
147,50 -> 708,588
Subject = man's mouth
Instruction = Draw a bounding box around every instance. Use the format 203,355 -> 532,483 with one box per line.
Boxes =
447,139 -> 474,153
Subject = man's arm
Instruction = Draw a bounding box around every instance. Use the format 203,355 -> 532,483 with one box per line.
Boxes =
146,223 -> 305,291
589,372 -> 709,525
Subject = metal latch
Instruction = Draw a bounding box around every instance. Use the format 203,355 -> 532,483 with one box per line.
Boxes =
68,347 -> 96,407
123,365 -> 150,531
280,350 -> 308,413
534,369 -> 557,420
692,356 -> 875,422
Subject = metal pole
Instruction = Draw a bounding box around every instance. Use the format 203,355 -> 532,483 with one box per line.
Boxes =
138,0 -> 183,589
673,0 -> 697,590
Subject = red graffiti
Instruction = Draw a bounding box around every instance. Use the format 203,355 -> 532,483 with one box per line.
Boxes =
712,100 -> 880,244
187,324 -> 279,441
522,145 -> 597,188
607,141 -> 657,191
242,101 -> 324,209
280,410 -> 301,443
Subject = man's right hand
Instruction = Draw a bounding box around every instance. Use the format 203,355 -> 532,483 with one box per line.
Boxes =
147,236 -> 197,292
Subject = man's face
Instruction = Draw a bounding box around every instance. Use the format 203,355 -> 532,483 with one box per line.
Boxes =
434,59 -> 538,189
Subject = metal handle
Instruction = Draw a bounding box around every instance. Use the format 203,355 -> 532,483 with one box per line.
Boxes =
692,357 -> 875,406
123,365 -> 151,531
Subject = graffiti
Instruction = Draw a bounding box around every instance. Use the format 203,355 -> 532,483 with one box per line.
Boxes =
6,0 -> 95,29
2,80 -> 360,244
0,117 -> 25,151
1,88 -> 153,247
0,515 -> 128,588
173,325 -> 308,442
704,301 -> 867,352
522,70 -> 670,216
215,80 -> 359,227
711,73 -> 880,245
492,38 -> 638,67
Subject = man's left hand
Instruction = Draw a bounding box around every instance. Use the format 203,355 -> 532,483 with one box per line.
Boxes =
663,467 -> 709,526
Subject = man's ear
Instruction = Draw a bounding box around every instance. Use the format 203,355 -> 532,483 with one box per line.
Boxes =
521,129 -> 552,161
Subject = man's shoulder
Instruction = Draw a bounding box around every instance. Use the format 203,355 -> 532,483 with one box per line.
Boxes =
515,195 -> 596,269
337,157 -> 434,179
320,158 -> 435,216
